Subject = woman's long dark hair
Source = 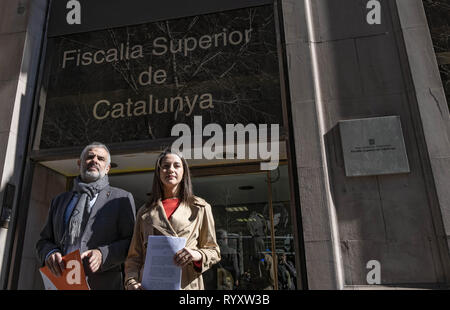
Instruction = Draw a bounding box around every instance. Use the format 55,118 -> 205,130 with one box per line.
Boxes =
148,149 -> 194,207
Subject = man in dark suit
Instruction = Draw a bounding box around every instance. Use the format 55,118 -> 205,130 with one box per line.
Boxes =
36,142 -> 136,289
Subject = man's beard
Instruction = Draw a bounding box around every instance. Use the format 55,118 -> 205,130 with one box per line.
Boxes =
80,163 -> 106,182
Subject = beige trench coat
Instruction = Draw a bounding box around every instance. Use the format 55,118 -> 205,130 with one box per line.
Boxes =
124,196 -> 221,290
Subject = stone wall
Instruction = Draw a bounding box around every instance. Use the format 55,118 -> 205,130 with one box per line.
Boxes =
282,0 -> 450,288
0,0 -> 48,288
17,164 -> 66,289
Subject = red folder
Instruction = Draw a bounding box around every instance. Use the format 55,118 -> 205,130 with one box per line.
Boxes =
39,250 -> 90,290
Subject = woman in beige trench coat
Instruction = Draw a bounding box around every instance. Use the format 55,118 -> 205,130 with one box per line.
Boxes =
124,150 -> 220,290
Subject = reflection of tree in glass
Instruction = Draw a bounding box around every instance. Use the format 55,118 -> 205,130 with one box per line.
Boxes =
40,6 -> 283,148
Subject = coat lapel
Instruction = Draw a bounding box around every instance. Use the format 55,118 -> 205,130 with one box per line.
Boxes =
149,199 -> 178,236
88,185 -> 111,219
169,200 -> 199,235
57,192 -> 76,243
148,199 -> 201,236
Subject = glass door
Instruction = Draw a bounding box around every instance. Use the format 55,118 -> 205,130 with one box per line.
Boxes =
193,164 -> 297,290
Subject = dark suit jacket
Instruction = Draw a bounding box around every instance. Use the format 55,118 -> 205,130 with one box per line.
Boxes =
36,185 -> 136,290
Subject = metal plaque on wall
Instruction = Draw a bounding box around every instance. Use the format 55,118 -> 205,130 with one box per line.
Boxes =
339,116 -> 410,177
37,4 -> 283,150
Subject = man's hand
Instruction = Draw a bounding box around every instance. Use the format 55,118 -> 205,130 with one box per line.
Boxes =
81,249 -> 102,273
45,252 -> 65,277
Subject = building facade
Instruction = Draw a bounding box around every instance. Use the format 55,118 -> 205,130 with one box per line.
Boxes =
0,0 -> 449,290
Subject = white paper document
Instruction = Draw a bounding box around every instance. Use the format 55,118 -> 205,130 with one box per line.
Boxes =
142,235 -> 186,290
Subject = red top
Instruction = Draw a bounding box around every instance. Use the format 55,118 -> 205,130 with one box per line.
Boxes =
162,198 -> 202,269
162,198 -> 180,220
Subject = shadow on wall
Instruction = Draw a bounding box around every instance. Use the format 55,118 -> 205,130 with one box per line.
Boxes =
320,0 -> 447,286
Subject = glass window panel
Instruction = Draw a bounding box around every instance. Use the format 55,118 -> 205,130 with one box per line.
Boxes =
193,164 -> 297,290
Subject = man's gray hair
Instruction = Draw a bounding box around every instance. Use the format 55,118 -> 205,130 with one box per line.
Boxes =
80,142 -> 111,166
